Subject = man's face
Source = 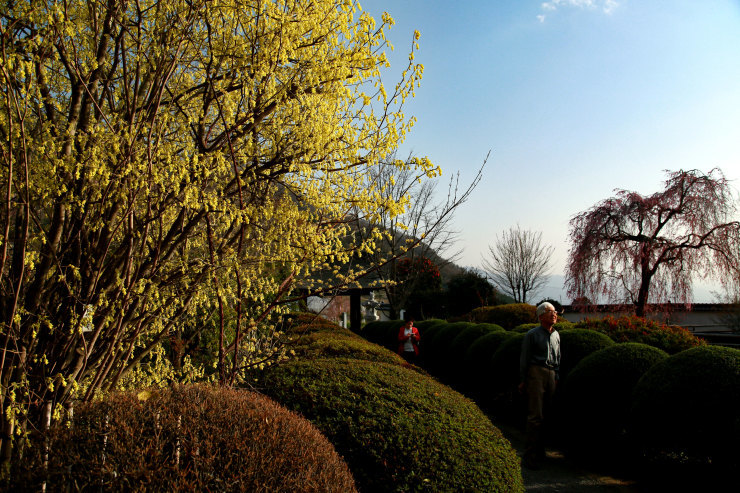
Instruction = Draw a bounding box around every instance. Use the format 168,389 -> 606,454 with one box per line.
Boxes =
539,307 -> 558,325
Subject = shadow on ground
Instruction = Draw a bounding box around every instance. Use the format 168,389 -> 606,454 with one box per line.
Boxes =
494,421 -> 643,493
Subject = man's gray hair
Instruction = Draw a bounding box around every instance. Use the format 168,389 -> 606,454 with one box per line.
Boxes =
536,302 -> 555,318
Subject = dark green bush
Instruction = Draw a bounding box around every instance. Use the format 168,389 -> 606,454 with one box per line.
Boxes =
256,358 -> 524,493
382,319 -> 406,350
423,322 -> 474,376
573,315 -> 705,354
415,318 -> 447,330
490,333 -> 526,393
448,324 -> 504,387
361,320 -> 388,344
512,322 -> 573,333
10,385 -> 356,492
475,323 -> 506,333
284,312 -> 340,332
469,303 -> 537,329
558,329 -> 615,383
630,346 -> 740,474
291,330 -> 406,366
562,343 -> 669,461
489,333 -> 527,421
511,323 -> 538,333
463,331 -> 516,405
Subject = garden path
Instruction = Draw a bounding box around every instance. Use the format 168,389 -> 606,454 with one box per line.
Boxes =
494,421 -> 646,493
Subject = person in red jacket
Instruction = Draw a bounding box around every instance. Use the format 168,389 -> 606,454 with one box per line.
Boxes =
397,316 -> 421,364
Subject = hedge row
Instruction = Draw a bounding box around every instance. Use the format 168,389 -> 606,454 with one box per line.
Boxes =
256,358 -> 523,492
259,317 -> 524,492
365,305 -> 735,480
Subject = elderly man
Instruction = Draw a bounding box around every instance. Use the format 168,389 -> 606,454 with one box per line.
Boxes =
518,302 -> 561,469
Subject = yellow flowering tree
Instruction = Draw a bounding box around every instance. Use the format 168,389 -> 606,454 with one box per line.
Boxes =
0,0 -> 432,458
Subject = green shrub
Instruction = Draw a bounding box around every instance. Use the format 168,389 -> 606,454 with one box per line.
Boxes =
562,343 -> 669,461
9,385 -> 356,492
490,333 -> 526,393
513,321 -> 573,333
554,321 -> 575,331
475,323 -> 506,333
573,315 -> 705,354
423,322 -> 474,377
382,319 -> 406,350
630,346 -> 740,474
463,331 -> 516,405
256,358 -> 524,492
558,329 -> 615,383
447,324 -> 504,387
361,320 -> 388,344
291,330 -> 406,366
415,318 -> 447,330
511,323 -> 538,333
284,312 -> 340,332
469,303 -> 537,329
489,333 -> 527,421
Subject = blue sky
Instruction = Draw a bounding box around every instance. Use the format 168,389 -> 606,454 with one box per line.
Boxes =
360,0 -> 740,302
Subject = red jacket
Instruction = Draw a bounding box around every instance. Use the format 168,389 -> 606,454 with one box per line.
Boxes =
397,326 -> 421,356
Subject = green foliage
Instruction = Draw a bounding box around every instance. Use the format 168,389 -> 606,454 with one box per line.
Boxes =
414,318 -> 447,330
383,320 -> 407,350
359,320 -> 403,351
630,346 -> 740,473
573,315 -> 705,354
469,303 -> 537,329
284,312 -> 341,333
8,385 -> 356,492
490,333 -> 526,393
256,358 -> 524,493
558,329 -> 615,383
511,323 -> 538,333
290,330 -> 406,366
443,269 -> 497,317
463,331 -> 516,405
512,321 -> 573,333
489,333 -> 527,421
423,322 -> 473,375
360,320 -> 392,345
562,343 -> 669,460
447,324 -> 505,387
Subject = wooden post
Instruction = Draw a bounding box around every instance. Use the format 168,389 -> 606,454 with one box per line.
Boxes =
350,290 -> 361,332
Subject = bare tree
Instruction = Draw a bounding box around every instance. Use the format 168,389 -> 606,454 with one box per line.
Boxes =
565,168 -> 740,317
355,152 -> 487,318
482,226 -> 554,304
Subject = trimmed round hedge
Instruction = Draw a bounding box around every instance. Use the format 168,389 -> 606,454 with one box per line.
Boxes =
11,385 -> 356,492
512,321 -> 573,333
558,329 -> 615,383
630,345 -> 740,472
562,343 -> 669,459
573,315 -> 705,354
415,318 -> 447,330
291,330 -> 406,366
360,320 -> 388,344
423,322 -> 475,376
448,323 -> 505,387
488,333 -> 527,421
469,303 -> 537,329
463,331 -> 516,405
257,358 -> 524,492
382,319 -> 406,350
490,333 -> 526,391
